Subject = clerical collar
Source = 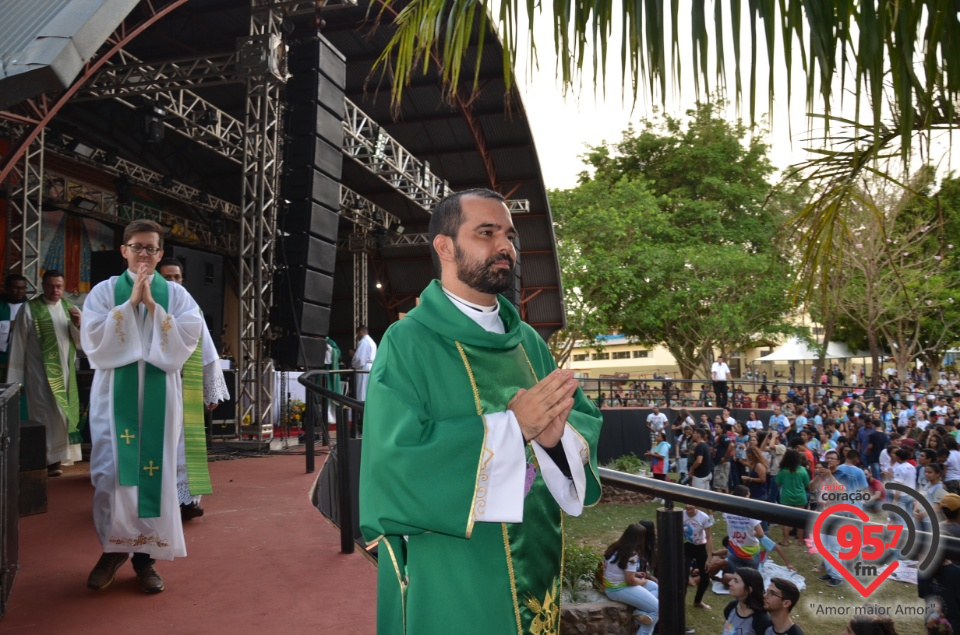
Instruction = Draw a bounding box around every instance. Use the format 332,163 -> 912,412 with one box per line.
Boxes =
441,285 -> 504,335
441,286 -> 498,313
42,296 -> 59,305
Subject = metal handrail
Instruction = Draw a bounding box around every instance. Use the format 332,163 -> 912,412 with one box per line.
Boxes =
298,369 -> 364,554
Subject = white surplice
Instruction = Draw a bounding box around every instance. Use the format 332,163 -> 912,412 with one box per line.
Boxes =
7,298 -> 82,465
351,333 -> 377,401
81,272 -> 202,560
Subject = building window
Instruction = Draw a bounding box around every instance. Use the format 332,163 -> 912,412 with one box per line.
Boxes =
572,354 -> 588,362
612,351 -> 631,360
633,350 -> 649,358
593,352 -> 610,360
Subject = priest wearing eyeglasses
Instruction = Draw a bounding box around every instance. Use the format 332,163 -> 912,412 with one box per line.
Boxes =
80,219 -> 203,595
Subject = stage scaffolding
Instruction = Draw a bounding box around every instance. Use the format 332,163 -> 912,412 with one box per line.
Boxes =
0,0 -> 536,438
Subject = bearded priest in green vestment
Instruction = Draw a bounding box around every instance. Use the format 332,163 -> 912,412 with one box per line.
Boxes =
359,189 -> 603,635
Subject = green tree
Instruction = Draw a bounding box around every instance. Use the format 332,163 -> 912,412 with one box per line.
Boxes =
551,102 -> 795,379
813,168 -> 960,382
374,1 -> 960,298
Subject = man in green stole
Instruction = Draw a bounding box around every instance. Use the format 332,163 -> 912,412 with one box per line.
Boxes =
81,220 -> 202,595
7,270 -> 82,476
157,258 -> 228,520
360,189 -> 602,635
0,274 -> 28,382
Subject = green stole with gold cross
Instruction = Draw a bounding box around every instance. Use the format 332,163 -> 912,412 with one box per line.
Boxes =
113,271 -> 168,518
456,340 -> 564,635
29,297 -> 81,443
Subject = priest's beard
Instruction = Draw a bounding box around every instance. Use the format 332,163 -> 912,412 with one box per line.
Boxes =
453,243 -> 515,295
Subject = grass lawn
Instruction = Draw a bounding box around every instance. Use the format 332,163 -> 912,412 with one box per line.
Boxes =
564,497 -> 929,634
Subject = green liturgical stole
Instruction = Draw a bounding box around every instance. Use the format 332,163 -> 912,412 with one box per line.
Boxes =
182,323 -> 211,495
29,297 -> 81,443
113,272 -> 169,518
457,341 -> 564,634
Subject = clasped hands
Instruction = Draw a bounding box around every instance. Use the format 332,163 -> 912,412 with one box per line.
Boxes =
128,263 -> 157,315
508,369 -> 577,449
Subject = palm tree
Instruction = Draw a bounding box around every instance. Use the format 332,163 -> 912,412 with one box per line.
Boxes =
373,0 -> 960,288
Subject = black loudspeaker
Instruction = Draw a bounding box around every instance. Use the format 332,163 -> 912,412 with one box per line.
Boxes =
165,246 -> 224,353
269,301 -> 330,337
273,33 -> 345,368
90,250 -> 124,287
280,234 -> 336,274
275,267 -> 333,306
271,334 -> 328,369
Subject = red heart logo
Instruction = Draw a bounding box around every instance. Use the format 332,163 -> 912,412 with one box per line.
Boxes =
812,503 -> 900,597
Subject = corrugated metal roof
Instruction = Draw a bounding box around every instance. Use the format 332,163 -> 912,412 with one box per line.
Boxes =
0,0 -> 139,108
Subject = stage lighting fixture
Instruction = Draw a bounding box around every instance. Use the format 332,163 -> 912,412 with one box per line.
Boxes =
67,140 -> 96,158
387,221 -> 405,235
115,176 -> 132,205
160,175 -> 174,188
210,215 -> 226,235
70,196 -> 97,212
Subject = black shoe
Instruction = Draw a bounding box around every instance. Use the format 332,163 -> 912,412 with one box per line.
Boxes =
818,574 -> 834,582
827,577 -> 844,587
134,564 -> 165,594
47,462 -> 63,477
87,552 -> 129,590
180,503 -> 205,521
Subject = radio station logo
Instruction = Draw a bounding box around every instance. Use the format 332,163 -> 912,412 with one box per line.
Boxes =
812,483 -> 942,598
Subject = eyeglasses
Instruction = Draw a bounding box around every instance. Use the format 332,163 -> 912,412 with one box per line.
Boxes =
125,243 -> 161,255
763,589 -> 783,599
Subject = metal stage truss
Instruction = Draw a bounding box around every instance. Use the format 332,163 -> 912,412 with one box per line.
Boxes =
0,0 -> 535,436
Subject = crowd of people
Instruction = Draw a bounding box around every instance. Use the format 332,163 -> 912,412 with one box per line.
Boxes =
615,375 -> 960,633
594,365 -> 960,411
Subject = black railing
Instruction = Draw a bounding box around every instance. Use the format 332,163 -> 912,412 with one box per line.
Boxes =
581,376 -> 948,410
601,468 -> 960,634
298,369 -> 364,555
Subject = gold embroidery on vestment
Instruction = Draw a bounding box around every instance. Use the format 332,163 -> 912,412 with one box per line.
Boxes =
525,581 -> 561,635
455,341 -> 486,538
160,315 -> 173,353
112,309 -> 125,343
502,523 -> 524,634
108,533 -> 168,548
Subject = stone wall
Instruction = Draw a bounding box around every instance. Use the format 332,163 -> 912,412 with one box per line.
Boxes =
560,601 -> 635,635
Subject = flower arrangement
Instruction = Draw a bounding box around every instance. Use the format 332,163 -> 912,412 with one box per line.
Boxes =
282,399 -> 306,427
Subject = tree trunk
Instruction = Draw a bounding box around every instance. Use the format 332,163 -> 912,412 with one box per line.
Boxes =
867,327 -> 882,387
818,315 -> 836,387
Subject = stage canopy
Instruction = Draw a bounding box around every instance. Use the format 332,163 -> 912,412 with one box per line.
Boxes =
758,335 -> 869,362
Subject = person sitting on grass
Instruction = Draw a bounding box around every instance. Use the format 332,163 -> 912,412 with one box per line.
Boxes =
722,566 -> 772,635
724,485 -> 765,569
763,577 -> 804,635
602,523 -> 659,635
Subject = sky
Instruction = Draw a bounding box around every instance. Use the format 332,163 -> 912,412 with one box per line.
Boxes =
509,5 -> 956,192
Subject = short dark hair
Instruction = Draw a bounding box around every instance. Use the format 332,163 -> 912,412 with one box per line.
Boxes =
428,188 -> 505,276
156,257 -> 183,274
42,269 -> 64,282
769,577 -> 800,612
4,274 -> 26,286
123,219 -> 165,247
732,484 -> 750,497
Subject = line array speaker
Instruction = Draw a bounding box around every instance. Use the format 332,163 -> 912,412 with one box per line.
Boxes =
274,35 -> 346,370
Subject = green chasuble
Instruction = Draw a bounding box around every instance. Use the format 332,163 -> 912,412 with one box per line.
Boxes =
359,280 -> 602,635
